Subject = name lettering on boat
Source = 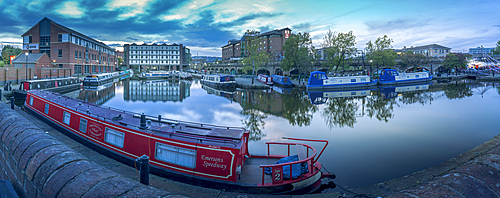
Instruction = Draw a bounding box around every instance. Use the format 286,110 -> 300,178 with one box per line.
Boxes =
209,145 -> 221,149
201,155 -> 227,170
88,122 -> 104,139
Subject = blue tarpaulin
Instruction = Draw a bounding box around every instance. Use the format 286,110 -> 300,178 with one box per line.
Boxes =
264,155 -> 308,179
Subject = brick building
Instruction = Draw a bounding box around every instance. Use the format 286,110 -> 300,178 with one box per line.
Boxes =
400,44 -> 451,57
11,53 -> 52,78
21,17 -> 117,76
123,43 -> 191,72
222,28 -> 291,63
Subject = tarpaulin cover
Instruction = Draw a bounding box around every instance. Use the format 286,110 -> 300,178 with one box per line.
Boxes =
264,155 -> 308,179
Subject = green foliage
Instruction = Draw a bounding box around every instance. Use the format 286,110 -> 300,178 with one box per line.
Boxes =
400,53 -> 428,71
0,61 -> 4,67
444,82 -> 473,99
442,53 -> 467,71
2,45 -> 23,64
117,57 -> 124,65
492,40 -> 500,55
282,32 -> 314,73
240,108 -> 267,141
321,30 -> 357,71
242,29 -> 270,74
365,35 -> 397,70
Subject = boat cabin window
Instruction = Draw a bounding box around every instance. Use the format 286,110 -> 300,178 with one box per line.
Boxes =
29,96 -> 33,106
313,73 -> 327,80
155,142 -> 196,168
63,112 -> 71,125
44,104 -> 49,114
351,79 -> 356,82
105,128 -> 125,148
79,119 -> 87,133
381,70 -> 385,75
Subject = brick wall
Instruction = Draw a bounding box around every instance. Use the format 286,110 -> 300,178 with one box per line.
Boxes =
0,68 -> 34,86
37,68 -> 72,79
0,104 -> 170,198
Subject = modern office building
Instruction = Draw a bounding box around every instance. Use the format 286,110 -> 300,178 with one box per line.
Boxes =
400,44 -> 451,57
123,43 -> 191,71
222,28 -> 291,63
21,17 -> 117,76
469,47 -> 494,57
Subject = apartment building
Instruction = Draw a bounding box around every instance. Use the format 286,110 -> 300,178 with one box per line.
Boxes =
123,43 -> 191,71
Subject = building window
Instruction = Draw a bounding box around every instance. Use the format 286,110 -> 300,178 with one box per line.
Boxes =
105,128 -> 124,148
79,119 -> 87,133
75,51 -> 78,59
44,103 -> 49,114
58,49 -> 62,58
40,36 -> 50,47
59,64 -> 63,68
155,143 -> 196,168
63,112 -> 71,125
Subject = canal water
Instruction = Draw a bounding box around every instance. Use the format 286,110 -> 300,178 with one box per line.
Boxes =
71,79 -> 500,192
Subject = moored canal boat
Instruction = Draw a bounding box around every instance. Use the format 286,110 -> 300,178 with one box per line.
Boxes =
257,74 -> 273,85
307,71 -> 377,90
24,90 -> 334,194
83,72 -> 119,86
13,77 -> 81,100
271,75 -> 293,87
378,69 -> 433,85
201,74 -> 236,89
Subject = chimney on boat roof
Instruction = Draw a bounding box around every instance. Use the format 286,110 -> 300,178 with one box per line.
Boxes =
139,113 -> 148,129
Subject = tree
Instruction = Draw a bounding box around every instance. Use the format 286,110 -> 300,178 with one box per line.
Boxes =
321,30 -> 357,72
242,30 -> 270,83
492,40 -> 500,55
2,45 -> 23,64
365,35 -> 397,75
400,51 -> 428,72
442,53 -> 467,74
281,32 -> 314,74
117,57 -> 124,65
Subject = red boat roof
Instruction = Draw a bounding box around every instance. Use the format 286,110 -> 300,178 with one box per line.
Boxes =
28,90 -> 247,144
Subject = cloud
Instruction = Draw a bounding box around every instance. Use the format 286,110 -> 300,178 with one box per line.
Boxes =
365,19 -> 429,32
56,1 -> 87,18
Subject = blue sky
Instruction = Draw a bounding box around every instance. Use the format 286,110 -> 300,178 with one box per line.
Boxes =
0,0 -> 498,56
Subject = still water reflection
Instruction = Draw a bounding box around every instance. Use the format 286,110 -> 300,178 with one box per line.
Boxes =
72,79 -> 500,191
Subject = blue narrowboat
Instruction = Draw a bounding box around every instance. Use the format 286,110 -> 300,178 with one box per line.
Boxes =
271,75 -> 293,87
378,69 -> 432,85
307,71 -> 377,90
201,74 -> 236,89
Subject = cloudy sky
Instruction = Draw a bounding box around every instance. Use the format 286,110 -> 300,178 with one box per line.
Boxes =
0,0 -> 499,56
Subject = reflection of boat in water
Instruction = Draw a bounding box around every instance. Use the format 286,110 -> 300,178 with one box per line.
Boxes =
119,69 -> 134,80
202,85 -> 235,101
307,71 -> 377,90
379,83 -> 431,99
124,80 -> 189,102
308,89 -> 373,105
25,90 -> 334,194
13,77 -> 81,100
378,69 -> 432,85
79,81 -> 116,105
272,86 -> 292,94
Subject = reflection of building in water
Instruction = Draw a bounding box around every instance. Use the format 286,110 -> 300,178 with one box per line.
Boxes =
308,89 -> 372,117
123,80 -> 190,102
78,82 -> 116,105
202,85 -> 235,101
233,89 -> 287,117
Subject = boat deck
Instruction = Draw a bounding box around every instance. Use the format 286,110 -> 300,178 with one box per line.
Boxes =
29,90 -> 245,148
238,157 -> 277,184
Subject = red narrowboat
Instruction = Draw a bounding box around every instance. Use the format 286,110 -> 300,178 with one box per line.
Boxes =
24,90 -> 334,194
257,74 -> 273,85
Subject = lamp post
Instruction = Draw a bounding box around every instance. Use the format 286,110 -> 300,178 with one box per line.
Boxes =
25,52 -> 28,80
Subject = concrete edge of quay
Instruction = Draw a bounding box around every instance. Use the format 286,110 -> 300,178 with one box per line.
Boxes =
0,102 -> 178,198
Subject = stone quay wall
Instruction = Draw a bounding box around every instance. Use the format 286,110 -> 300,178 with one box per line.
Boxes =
0,104 -> 170,198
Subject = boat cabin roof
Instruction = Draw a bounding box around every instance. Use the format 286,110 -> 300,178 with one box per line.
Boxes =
28,90 -> 246,148
23,77 -> 78,83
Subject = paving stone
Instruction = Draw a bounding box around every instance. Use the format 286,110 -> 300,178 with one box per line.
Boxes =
425,160 -> 460,177
2,122 -> 23,143
351,182 -> 396,197
385,171 -> 434,191
473,154 -> 500,171
433,173 -> 497,198
0,115 -> 19,134
453,163 -> 500,194
32,151 -> 87,189
82,177 -> 140,198
25,145 -> 72,180
452,138 -> 500,165
400,183 -> 463,198
18,138 -> 61,169
10,129 -> 41,155
57,168 -> 119,198
41,160 -> 95,198
119,185 -> 172,197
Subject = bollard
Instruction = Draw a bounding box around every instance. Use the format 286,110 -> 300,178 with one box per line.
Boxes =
137,155 -> 150,185
10,97 -> 14,109
158,115 -> 161,123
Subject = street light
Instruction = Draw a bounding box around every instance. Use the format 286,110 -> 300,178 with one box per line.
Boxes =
25,52 -> 28,80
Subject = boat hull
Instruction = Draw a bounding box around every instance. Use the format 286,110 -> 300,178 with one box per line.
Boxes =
307,80 -> 378,90
378,77 -> 433,85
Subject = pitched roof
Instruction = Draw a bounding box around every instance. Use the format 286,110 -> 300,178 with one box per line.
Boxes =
406,44 -> 451,51
12,53 -> 47,64
22,17 -> 113,50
